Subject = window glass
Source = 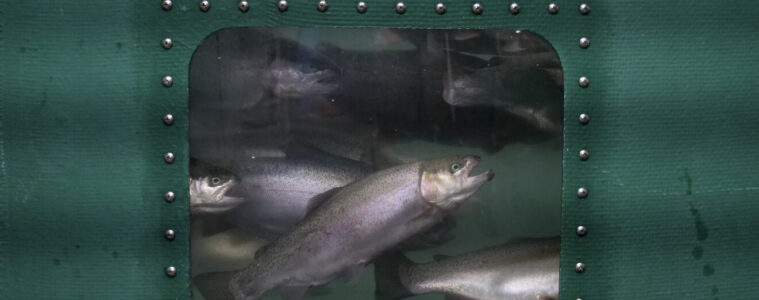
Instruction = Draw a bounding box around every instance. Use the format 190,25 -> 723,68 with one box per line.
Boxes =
190,28 -> 563,300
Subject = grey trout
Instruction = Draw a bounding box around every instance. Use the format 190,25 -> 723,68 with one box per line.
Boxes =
190,147 -> 372,238
229,155 -> 494,300
267,59 -> 340,100
225,152 -> 372,238
375,237 -> 559,300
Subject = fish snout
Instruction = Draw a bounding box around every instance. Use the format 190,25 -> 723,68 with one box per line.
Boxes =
463,155 -> 495,183
462,155 -> 481,176
464,155 -> 481,169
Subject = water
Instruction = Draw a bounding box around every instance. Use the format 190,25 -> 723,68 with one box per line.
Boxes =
189,28 -> 562,300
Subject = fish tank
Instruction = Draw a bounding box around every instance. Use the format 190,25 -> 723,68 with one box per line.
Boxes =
189,28 -> 563,300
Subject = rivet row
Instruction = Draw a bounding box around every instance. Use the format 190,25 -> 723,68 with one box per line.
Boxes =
159,1 -> 592,15
575,3 -> 592,289
158,7 -> 179,279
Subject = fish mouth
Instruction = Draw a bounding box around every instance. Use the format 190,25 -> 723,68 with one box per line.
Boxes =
189,199 -> 240,208
190,196 -> 245,215
464,155 -> 495,184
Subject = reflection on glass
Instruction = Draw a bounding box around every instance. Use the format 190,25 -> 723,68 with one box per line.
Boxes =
189,28 -> 563,300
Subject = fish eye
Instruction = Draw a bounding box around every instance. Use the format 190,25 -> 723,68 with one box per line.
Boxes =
450,162 -> 461,172
211,177 -> 221,185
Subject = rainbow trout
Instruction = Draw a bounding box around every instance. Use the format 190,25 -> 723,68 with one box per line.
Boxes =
229,155 -> 494,300
375,237 -> 559,300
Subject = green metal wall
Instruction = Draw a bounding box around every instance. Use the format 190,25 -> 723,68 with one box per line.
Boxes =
1,0 -> 757,299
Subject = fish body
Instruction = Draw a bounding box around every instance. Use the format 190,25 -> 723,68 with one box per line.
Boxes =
229,155 -> 494,300
226,153 -> 372,238
189,144 -> 372,237
440,49 -> 563,136
376,237 -> 559,300
267,59 -> 340,100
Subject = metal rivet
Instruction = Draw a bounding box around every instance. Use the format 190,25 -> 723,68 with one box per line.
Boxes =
435,3 -> 446,14
577,187 -> 588,198
161,0 -> 172,11
579,3 -> 590,14
164,152 -> 175,164
548,3 -> 558,14
575,262 -> 586,273
472,3 -> 483,14
199,0 -> 210,11
579,149 -> 589,160
165,229 -> 176,240
163,114 -> 174,126
509,3 -> 520,14
356,1 -> 367,13
277,0 -> 288,11
164,191 -> 176,203
579,113 -> 590,124
579,37 -> 590,49
162,76 -> 173,87
395,2 -> 406,14
578,76 -> 589,88
238,0 -> 249,12
317,0 -> 328,12
161,38 -> 173,49
165,266 -> 177,277
576,225 -> 587,236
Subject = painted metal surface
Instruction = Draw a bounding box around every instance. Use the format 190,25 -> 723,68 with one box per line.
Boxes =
1,0 -> 757,299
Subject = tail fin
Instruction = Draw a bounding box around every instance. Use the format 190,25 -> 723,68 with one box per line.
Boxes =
374,251 -> 416,300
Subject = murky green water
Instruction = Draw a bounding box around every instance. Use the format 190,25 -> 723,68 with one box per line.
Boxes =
189,28 -> 562,300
